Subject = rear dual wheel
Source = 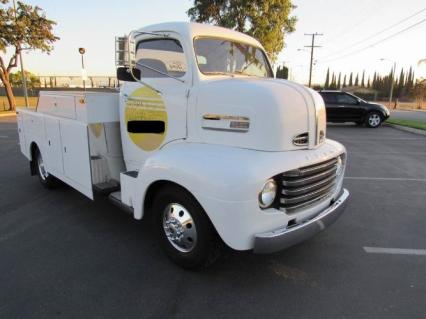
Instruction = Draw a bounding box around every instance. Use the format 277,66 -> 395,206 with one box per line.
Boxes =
35,148 -> 60,188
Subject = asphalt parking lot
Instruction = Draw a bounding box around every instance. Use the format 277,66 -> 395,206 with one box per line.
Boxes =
1,115 -> 425,318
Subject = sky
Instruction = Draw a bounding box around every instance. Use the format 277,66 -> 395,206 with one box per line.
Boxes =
6,0 -> 426,85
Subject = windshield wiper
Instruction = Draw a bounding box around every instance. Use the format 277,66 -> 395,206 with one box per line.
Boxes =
233,71 -> 259,77
202,71 -> 235,77
203,71 -> 259,77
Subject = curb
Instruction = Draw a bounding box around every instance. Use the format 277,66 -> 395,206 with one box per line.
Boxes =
385,123 -> 426,136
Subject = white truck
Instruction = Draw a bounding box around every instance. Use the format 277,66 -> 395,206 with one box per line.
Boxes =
16,22 -> 349,268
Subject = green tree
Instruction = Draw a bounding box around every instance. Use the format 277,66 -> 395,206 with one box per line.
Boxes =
396,68 -> 405,98
330,72 -> 336,89
348,72 -> 353,86
337,72 -> 341,89
361,70 -> 365,87
342,74 -> 346,88
354,73 -> 359,86
10,70 -> 40,88
276,64 -> 288,79
0,0 -> 58,110
412,79 -> 426,109
187,0 -> 297,61
324,67 -> 330,89
406,66 -> 414,93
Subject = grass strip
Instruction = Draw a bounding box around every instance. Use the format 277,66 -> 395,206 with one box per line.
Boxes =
387,118 -> 426,131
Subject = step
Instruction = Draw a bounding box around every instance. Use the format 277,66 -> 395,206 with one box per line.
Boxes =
93,180 -> 120,195
122,170 -> 139,178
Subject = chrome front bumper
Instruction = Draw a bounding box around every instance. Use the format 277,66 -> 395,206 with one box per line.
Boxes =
253,188 -> 349,254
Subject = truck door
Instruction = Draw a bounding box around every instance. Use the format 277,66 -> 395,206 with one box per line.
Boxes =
120,34 -> 190,171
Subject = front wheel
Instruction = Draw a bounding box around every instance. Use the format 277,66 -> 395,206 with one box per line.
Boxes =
365,112 -> 382,128
153,185 -> 222,269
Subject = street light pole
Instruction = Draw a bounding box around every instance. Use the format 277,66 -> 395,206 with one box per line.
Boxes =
13,0 -> 29,108
79,48 -> 86,90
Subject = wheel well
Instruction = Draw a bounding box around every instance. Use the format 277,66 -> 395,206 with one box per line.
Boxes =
29,142 -> 39,175
367,110 -> 384,119
142,179 -> 222,242
143,180 -> 209,222
143,180 -> 184,220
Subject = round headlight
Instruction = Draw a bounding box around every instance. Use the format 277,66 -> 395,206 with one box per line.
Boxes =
336,156 -> 343,176
259,179 -> 277,209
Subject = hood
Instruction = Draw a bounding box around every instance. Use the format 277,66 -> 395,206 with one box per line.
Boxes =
191,77 -> 326,151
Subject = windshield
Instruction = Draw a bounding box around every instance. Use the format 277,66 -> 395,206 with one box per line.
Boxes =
194,38 -> 273,78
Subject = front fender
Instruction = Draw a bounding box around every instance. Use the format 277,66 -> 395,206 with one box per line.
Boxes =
133,140 -> 346,250
133,142 -> 266,220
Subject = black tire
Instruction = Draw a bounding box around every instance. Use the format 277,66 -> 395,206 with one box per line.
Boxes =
365,112 -> 382,128
153,185 -> 222,269
34,147 -> 60,188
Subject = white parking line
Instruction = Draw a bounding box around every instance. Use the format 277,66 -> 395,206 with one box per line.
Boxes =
345,177 -> 426,182
364,247 -> 426,256
330,138 -> 425,141
0,135 -> 9,139
349,152 -> 426,155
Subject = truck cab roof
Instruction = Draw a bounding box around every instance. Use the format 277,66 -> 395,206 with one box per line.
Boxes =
138,22 -> 263,49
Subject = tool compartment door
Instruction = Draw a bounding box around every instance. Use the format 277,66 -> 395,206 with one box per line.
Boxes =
60,119 -> 93,199
44,117 -> 64,176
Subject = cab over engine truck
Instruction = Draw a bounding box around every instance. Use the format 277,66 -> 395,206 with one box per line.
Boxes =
16,22 -> 349,268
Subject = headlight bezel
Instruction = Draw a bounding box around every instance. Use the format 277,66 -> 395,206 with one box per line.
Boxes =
258,178 -> 277,209
336,155 -> 343,176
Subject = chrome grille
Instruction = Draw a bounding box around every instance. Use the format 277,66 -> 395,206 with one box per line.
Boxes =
279,157 -> 338,212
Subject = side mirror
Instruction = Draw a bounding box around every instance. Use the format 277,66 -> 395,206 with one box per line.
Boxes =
117,67 -> 140,82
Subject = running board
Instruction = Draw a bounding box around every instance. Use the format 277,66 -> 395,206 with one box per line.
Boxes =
109,191 -> 133,215
93,180 -> 120,195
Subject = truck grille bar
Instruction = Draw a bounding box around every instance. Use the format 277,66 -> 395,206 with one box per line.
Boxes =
279,158 -> 338,212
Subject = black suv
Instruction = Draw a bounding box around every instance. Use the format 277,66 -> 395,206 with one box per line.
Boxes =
318,90 -> 390,128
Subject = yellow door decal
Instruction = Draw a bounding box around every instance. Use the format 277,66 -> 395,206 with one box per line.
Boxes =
125,86 -> 168,151
89,123 -> 103,138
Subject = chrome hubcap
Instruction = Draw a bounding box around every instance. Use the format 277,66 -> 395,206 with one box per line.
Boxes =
37,153 -> 49,180
369,114 -> 381,127
162,203 -> 197,253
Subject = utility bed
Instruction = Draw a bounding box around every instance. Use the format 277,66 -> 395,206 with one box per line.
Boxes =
17,91 -> 125,199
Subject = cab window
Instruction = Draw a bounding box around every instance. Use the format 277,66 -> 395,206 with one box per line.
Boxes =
136,38 -> 187,78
